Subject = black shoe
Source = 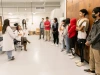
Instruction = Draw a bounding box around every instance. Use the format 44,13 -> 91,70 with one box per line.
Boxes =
84,69 -> 95,73
9,56 -> 15,61
61,49 -> 64,52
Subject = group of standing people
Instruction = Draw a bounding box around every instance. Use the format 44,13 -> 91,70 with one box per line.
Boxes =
39,17 -> 59,46
39,7 -> 100,75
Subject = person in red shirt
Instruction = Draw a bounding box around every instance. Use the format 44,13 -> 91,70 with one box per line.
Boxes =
44,17 -> 51,41
68,18 -> 77,59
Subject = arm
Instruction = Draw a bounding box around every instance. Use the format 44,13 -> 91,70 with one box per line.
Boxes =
7,26 -> 15,39
87,31 -> 92,41
87,25 -> 94,41
76,22 -> 86,32
89,28 -> 100,44
76,26 -> 84,32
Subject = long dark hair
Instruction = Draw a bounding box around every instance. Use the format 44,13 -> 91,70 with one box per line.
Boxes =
2,19 -> 10,34
65,18 -> 70,25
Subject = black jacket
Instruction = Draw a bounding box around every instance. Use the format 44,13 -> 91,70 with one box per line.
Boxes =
52,22 -> 58,33
87,19 -> 100,50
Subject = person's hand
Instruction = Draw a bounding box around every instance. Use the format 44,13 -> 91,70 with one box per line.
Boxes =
85,41 -> 90,46
18,34 -> 22,36
76,27 -> 79,31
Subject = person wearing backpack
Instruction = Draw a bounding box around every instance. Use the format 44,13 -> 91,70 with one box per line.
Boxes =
76,9 -> 89,67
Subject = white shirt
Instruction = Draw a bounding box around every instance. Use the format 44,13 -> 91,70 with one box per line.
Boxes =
77,19 -> 87,39
23,29 -> 28,37
14,30 -> 23,41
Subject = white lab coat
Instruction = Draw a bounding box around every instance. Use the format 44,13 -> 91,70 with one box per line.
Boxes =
2,26 -> 15,51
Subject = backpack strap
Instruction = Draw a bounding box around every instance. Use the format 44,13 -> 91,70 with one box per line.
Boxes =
77,18 -> 89,32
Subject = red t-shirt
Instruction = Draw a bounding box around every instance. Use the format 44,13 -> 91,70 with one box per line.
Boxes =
44,21 -> 50,30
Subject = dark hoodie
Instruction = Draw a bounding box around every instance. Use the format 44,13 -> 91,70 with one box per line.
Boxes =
68,18 -> 77,38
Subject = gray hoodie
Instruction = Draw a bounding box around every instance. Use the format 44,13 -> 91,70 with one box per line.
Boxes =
87,19 -> 100,50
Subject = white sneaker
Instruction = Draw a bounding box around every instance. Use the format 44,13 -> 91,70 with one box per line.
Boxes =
56,44 -> 58,47
76,62 -> 85,67
69,55 -> 75,59
75,60 -> 81,64
72,48 -> 75,54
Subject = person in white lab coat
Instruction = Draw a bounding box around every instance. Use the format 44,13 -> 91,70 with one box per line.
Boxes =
2,19 -> 15,60
15,25 -> 30,51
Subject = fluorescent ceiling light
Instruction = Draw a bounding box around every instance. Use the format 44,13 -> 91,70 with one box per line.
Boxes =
8,13 -> 13,15
25,8 -> 27,10
33,13 -> 36,15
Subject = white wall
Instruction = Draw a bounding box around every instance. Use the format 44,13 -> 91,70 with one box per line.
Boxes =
3,13 -> 50,31
50,8 -> 63,23
60,0 -> 66,18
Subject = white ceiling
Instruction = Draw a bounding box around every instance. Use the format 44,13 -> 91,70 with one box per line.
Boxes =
0,0 -> 61,15
1,0 -> 62,2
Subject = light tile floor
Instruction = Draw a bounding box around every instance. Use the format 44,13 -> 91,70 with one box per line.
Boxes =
0,36 -> 95,75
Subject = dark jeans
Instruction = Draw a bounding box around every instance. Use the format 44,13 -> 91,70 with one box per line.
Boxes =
77,39 -> 86,62
53,32 -> 59,44
39,28 -> 44,39
69,36 -> 76,55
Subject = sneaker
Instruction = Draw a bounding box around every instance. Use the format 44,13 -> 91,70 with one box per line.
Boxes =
76,62 -> 84,67
84,69 -> 95,73
8,56 -> 15,61
61,49 -> 64,52
69,55 -> 75,59
68,53 -> 72,56
56,45 -> 58,47
72,48 -> 75,54
75,60 -> 81,64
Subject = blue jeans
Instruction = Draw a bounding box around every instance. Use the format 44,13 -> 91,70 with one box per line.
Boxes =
61,39 -> 65,50
65,35 -> 70,52
6,51 -> 12,59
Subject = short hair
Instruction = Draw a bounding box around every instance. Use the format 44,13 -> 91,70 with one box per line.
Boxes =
93,7 -> 100,14
54,18 -> 58,22
80,9 -> 88,16
46,17 -> 49,19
